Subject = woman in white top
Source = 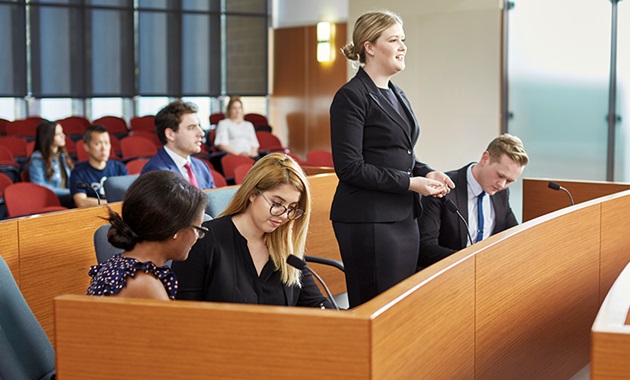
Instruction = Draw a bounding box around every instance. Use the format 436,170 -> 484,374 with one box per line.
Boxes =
214,96 -> 260,158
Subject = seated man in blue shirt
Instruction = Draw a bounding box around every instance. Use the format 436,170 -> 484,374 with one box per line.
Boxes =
141,100 -> 215,189
417,134 -> 529,269
70,125 -> 128,208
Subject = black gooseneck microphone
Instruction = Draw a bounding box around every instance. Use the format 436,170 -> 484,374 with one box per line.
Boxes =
76,182 -> 101,205
547,181 -> 575,205
286,254 -> 340,310
444,198 -> 474,246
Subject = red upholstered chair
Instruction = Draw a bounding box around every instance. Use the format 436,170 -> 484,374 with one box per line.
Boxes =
93,116 -> 129,138
64,137 -> 77,160
209,113 -> 225,126
129,115 -> 156,133
244,113 -> 269,127
0,146 -> 21,182
255,131 -> 288,153
57,116 -> 90,140
75,140 -> 88,162
220,154 -> 255,180
125,158 -> 149,174
109,134 -> 122,158
306,149 -> 334,167
4,182 -> 68,217
0,136 -> 29,165
210,168 -> 227,188
129,130 -> 161,149
120,135 -> 158,161
234,164 -> 252,185
26,141 -> 35,158
20,165 -> 29,182
0,172 -> 13,196
0,172 -> 13,218
5,119 -> 40,141
0,118 -> 9,135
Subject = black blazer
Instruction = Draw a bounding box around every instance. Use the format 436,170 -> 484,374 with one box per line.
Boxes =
418,163 -> 518,267
330,67 -> 433,223
172,216 -> 332,308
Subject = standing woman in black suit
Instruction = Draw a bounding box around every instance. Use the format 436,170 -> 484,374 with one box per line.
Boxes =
330,10 -> 455,308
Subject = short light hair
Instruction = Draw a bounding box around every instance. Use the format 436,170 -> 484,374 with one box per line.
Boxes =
219,153 -> 311,287
486,134 -> 529,167
341,10 -> 403,64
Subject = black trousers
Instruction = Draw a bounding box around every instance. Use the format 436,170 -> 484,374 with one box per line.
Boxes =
333,212 -> 419,308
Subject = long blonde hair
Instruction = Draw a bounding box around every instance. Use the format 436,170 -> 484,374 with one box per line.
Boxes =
219,153 -> 311,287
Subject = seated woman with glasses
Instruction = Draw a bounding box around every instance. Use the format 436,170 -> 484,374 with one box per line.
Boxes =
172,153 -> 333,308
87,170 -> 208,300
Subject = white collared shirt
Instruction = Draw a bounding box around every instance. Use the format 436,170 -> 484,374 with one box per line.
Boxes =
466,164 -> 495,246
163,145 -> 194,183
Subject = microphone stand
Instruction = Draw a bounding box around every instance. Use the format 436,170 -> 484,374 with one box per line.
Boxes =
547,182 -> 574,205
76,182 -> 101,205
286,255 -> 340,310
444,198 -> 474,246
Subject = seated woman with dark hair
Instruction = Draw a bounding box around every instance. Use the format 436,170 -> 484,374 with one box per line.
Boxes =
87,170 -> 208,300
172,153 -> 333,308
28,121 -> 75,208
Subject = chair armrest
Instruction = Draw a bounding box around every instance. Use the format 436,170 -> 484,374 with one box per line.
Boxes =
304,255 -> 345,272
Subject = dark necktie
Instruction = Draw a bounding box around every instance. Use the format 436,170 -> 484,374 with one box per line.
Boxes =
476,191 -> 486,243
184,162 -> 199,188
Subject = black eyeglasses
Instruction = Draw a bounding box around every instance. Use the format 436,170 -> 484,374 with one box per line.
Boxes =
190,224 -> 209,239
256,188 -> 305,220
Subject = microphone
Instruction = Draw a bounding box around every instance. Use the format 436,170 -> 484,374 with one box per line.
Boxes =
286,254 -> 339,310
547,181 -> 574,205
444,198 -> 474,246
76,182 -> 101,205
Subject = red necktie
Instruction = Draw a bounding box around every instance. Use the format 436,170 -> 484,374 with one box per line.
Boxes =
184,162 -> 199,188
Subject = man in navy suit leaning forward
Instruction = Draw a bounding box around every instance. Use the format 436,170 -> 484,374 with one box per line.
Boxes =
142,100 -> 215,190
417,134 -> 529,269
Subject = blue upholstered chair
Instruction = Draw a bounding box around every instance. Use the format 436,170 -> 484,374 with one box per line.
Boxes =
0,256 -> 56,380
103,174 -> 140,203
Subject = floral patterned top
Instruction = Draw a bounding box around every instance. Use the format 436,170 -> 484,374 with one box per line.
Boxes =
87,253 -> 177,300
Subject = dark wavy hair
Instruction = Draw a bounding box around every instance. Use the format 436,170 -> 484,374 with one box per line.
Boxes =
155,100 -> 199,145
33,121 -> 74,180
105,170 -> 208,251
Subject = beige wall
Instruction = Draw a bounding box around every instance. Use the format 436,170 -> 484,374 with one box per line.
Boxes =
348,0 -> 504,171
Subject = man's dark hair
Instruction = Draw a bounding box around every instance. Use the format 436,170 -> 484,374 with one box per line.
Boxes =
155,100 -> 199,145
83,125 -> 108,144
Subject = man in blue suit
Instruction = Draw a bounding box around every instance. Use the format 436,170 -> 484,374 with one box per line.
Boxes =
142,100 -> 215,189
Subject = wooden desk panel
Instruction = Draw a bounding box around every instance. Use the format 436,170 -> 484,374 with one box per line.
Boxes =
369,257 -> 475,379
0,219 -> 19,284
476,205 -> 600,379
55,295 -> 370,379
522,178 -> 630,222
18,204 -> 120,343
591,262 -> 630,379
599,190 -> 630,303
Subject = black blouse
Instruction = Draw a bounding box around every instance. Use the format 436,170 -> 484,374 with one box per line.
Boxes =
172,215 -> 333,308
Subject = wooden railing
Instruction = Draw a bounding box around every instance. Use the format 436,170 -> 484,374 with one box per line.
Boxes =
522,178 -> 630,221
4,176 -> 630,378
591,262 -> 630,379
54,184 -> 630,378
